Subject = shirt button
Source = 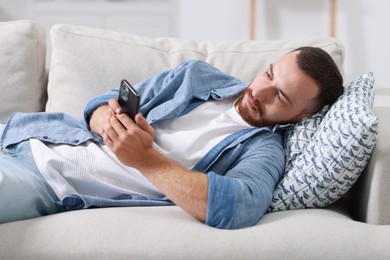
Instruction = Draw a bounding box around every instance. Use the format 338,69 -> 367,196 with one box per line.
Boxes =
43,136 -> 48,139
73,139 -> 79,144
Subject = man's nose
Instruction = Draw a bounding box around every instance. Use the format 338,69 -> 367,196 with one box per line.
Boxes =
253,86 -> 276,104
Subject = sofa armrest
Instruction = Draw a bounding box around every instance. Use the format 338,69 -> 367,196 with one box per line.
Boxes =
347,106 -> 390,225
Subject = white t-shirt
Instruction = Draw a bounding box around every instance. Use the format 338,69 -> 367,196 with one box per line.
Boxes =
31,97 -> 250,200
153,97 -> 250,169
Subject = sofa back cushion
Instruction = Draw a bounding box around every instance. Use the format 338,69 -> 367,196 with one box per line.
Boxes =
46,24 -> 344,119
0,20 -> 47,123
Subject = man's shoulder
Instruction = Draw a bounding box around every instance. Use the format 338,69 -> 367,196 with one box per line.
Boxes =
179,59 -> 211,68
177,59 -> 244,90
177,60 -> 231,77
176,59 -> 218,74
246,128 -> 284,150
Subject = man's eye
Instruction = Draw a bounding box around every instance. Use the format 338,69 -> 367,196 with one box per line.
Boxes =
278,92 -> 288,104
278,92 -> 287,104
266,71 -> 272,79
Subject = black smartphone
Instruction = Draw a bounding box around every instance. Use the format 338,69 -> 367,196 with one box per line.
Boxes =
118,79 -> 140,121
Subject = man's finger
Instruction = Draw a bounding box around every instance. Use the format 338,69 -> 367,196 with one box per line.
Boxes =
108,98 -> 122,114
135,113 -> 154,137
107,115 -> 125,139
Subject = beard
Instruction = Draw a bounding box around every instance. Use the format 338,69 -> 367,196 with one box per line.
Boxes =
235,89 -> 277,128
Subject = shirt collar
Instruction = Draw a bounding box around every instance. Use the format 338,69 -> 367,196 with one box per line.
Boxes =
272,123 -> 293,132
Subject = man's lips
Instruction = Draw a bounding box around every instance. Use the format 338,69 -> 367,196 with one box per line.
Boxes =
245,92 -> 264,118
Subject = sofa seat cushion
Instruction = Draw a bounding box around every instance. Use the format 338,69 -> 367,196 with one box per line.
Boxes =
0,20 -> 47,123
0,205 -> 389,259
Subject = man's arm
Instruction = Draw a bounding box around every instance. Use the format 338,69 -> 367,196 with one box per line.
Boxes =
89,104 -> 113,136
89,99 -> 208,222
90,99 -> 285,229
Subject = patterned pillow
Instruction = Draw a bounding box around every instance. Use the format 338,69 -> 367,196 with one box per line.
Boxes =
268,72 -> 378,212
283,105 -> 329,174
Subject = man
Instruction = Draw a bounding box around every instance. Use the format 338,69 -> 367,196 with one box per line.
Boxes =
0,47 -> 343,229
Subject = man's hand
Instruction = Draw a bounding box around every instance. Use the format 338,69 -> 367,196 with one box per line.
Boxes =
89,99 -> 122,136
97,104 -> 208,223
103,112 -> 155,169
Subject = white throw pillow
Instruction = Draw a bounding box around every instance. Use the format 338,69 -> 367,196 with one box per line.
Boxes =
0,20 -> 47,123
269,73 -> 378,212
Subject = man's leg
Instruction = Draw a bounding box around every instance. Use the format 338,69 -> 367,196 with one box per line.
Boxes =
0,125 -> 65,224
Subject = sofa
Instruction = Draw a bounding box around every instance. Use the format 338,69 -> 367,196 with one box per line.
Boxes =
0,20 -> 390,259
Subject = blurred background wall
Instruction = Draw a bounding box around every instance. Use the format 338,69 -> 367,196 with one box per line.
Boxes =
0,0 -> 388,87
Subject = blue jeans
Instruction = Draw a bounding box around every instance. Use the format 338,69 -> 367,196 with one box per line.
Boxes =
0,124 -> 65,224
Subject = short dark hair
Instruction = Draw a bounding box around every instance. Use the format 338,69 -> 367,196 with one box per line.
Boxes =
293,46 -> 344,113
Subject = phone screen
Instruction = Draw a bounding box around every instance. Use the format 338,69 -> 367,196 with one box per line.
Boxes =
118,80 -> 140,121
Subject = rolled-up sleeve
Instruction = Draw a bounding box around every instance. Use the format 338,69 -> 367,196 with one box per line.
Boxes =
205,132 -> 285,229
83,89 -> 118,126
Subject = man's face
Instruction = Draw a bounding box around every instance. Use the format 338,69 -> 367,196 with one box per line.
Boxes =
236,51 -> 320,127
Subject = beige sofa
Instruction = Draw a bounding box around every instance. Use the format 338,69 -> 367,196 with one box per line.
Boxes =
0,20 -> 389,259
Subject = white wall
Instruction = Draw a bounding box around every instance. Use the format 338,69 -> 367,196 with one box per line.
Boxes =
1,0 -> 389,88
176,0 -> 390,88
338,0 -> 389,88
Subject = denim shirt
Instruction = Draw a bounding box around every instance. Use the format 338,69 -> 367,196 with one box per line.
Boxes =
0,60 -> 286,229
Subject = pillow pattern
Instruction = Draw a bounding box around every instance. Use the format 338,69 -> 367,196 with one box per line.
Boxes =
268,72 -> 378,212
283,105 -> 329,174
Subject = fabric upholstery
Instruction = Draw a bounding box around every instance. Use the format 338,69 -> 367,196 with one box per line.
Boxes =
346,105 -> 390,225
1,20 -> 390,259
46,24 -> 344,119
1,205 -> 390,260
0,20 -> 47,123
